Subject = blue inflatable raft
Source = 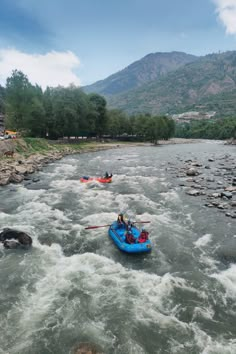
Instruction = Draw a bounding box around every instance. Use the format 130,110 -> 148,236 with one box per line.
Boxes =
108,221 -> 152,254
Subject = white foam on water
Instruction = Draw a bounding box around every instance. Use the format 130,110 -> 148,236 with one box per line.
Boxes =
132,272 -> 205,330
9,184 -> 46,203
199,254 -> 219,271
202,340 -> 236,354
193,234 -> 220,271
77,189 -> 115,215
185,213 -> 194,224
53,162 -> 77,176
16,201 -> 70,223
117,339 -> 146,354
114,192 -> 160,212
160,190 -> 181,203
119,166 -> 141,174
169,323 -> 236,354
0,211 -> 12,223
50,178 -> 83,192
5,249 -> 205,353
38,161 -> 78,182
0,201 -> 72,243
154,211 -> 175,226
81,212 -> 116,233
194,234 -> 212,248
192,306 -> 215,321
211,264 -> 236,299
90,155 -> 102,161
189,322 -> 236,354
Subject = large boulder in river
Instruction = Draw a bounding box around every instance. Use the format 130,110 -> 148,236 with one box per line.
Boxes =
0,228 -> 32,249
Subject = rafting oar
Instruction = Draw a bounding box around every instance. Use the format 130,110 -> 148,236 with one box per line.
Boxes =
134,221 -> 150,224
85,221 -> 150,230
85,224 -> 111,230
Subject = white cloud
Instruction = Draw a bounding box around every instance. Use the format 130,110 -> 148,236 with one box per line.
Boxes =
213,0 -> 236,34
0,49 -> 81,89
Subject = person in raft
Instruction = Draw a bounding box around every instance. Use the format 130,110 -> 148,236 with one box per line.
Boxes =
104,172 -> 113,179
117,213 -> 128,228
138,228 -> 149,243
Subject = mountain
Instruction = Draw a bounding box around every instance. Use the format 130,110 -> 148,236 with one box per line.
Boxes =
82,51 -> 198,96
83,51 -> 236,117
106,51 -> 236,116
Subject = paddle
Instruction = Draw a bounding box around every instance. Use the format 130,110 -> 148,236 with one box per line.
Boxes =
85,221 -> 150,230
85,224 -> 111,230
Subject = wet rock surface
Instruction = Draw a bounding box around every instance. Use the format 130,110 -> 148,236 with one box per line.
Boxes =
0,151 -> 68,186
0,228 -> 32,249
171,152 -> 236,219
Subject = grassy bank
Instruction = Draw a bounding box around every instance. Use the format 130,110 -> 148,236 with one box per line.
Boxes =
0,137 -> 124,159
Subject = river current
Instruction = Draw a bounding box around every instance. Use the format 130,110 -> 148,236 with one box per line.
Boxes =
0,142 -> 236,354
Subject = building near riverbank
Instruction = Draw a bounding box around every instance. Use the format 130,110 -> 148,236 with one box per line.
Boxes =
172,111 -> 216,123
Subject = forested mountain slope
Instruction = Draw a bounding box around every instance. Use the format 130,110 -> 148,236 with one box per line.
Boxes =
106,51 -> 236,115
83,51 -> 197,95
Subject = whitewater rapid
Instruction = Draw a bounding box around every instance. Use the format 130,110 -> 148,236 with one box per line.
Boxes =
0,142 -> 236,354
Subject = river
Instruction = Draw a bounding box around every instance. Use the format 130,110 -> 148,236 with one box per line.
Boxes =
0,141 -> 236,354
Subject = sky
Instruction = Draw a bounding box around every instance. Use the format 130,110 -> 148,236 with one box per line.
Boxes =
0,0 -> 236,89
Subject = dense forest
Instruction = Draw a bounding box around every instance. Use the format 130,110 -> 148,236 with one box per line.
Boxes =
175,118 -> 236,140
0,70 -> 175,143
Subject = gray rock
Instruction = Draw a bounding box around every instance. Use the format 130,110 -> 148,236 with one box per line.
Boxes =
206,177 -> 215,182
0,228 -> 32,249
186,189 -> 200,196
9,173 -> 24,183
186,168 -> 199,176
221,192 -> 233,199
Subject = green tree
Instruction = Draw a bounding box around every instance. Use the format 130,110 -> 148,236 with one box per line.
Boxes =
0,85 -> 5,113
107,109 -> 128,137
5,70 -> 33,130
88,94 -> 108,138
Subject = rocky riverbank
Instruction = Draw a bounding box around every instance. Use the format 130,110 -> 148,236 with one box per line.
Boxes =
0,138 -> 201,187
1,138 -> 233,188
168,152 -> 236,219
0,138 -> 125,186
0,145 -> 125,187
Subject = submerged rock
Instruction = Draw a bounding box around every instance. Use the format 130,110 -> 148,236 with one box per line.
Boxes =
72,342 -> 103,354
0,228 -> 32,249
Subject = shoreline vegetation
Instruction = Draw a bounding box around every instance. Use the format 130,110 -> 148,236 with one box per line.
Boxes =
0,138 -> 235,186
0,137 -> 234,187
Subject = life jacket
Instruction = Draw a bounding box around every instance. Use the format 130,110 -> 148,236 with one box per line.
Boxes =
138,231 -> 149,243
126,232 -> 136,244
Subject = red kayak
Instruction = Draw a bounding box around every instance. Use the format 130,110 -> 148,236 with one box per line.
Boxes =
80,176 -> 112,183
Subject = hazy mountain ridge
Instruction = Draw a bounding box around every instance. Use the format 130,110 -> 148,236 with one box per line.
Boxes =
83,51 -> 198,95
83,51 -> 236,117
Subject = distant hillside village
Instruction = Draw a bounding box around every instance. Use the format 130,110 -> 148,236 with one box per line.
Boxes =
171,111 -> 216,123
